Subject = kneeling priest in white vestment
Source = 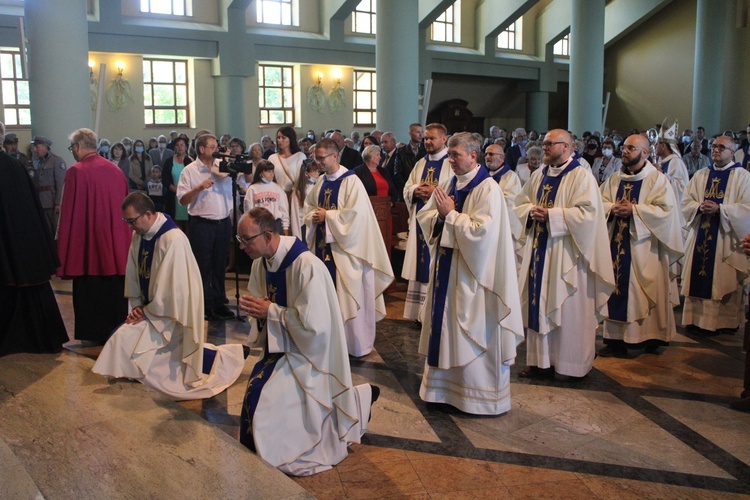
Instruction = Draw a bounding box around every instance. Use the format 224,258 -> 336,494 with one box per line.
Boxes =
238,208 -> 376,476
93,193 -> 245,400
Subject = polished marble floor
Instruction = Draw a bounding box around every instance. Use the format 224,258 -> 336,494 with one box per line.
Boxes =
2,275 -> 750,499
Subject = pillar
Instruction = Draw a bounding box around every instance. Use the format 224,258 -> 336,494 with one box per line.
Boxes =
26,0 -> 91,159
526,91 -> 549,133
567,0 -> 605,136
376,0 -> 419,140
692,0 -> 729,133
214,76 -> 245,138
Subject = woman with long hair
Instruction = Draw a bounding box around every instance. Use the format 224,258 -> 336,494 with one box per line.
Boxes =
162,134 -> 192,233
268,126 -> 306,195
290,158 -> 321,240
128,139 -> 152,191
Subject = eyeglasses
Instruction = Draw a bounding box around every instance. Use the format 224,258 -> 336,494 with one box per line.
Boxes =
236,232 -> 265,245
621,144 -> 644,152
67,144 -> 76,152
122,213 -> 145,225
710,144 -> 732,152
314,153 -> 335,163
485,152 -> 504,157
541,141 -> 566,148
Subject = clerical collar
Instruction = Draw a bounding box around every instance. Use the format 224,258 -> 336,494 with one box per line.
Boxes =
324,165 -> 347,181
713,161 -> 734,171
455,165 -> 480,190
547,156 -> 573,172
428,147 -> 448,161
142,213 -> 166,241
265,235 -> 293,272
622,162 -> 652,179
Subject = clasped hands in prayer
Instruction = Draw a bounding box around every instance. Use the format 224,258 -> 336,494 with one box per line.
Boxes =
240,295 -> 271,319
433,187 -> 455,218
611,198 -> 634,218
699,200 -> 720,215
125,306 -> 145,325
311,208 -> 326,224
414,182 -> 436,201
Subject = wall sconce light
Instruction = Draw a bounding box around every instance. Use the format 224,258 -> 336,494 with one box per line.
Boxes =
106,60 -> 133,111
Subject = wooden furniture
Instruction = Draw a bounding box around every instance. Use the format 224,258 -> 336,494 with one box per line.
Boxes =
369,196 -> 392,259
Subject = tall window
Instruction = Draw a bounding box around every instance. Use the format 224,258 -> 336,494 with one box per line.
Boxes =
497,20 -> 521,51
140,0 -> 191,16
259,64 -> 294,126
256,0 -> 296,26
0,50 -> 30,127
353,70 -> 376,126
431,0 -> 461,43
143,58 -> 189,126
352,0 -> 376,35
553,34 -> 570,56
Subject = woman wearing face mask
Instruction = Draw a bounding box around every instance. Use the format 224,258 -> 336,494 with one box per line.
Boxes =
582,135 -> 601,167
98,139 -> 111,160
128,138 -> 153,192
243,160 -> 290,235
590,138 -> 621,185
290,158 -> 321,240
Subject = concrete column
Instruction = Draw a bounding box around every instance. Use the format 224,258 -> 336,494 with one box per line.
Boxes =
26,0 -> 91,157
526,91 -> 549,132
568,0 -> 605,136
377,0 -> 419,140
692,0 -> 729,133
214,76 -> 245,138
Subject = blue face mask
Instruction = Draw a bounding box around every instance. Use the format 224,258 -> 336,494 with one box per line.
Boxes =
135,146 -> 144,153
261,177 -> 272,184
100,146 -> 110,154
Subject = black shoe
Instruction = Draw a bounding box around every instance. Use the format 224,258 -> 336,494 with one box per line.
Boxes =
204,310 -> 216,321
598,344 -> 627,357
717,327 -> 738,335
518,366 -> 554,379
212,305 -> 235,320
369,384 -> 380,422
644,343 -> 661,354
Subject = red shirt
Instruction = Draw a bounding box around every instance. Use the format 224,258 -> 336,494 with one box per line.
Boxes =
371,168 -> 389,197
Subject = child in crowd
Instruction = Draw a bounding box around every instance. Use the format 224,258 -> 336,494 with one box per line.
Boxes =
290,158 -> 321,241
243,160 -> 290,235
147,165 -> 164,212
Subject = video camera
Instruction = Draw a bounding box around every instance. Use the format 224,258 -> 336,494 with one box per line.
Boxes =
212,147 -> 253,175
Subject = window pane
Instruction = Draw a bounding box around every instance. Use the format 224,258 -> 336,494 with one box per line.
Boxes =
265,88 -> 282,107
177,109 -> 187,123
176,85 -> 187,106
282,67 -> 292,86
282,89 -> 292,106
174,0 -> 185,16
143,61 -> 152,82
260,109 -> 269,124
144,84 -> 153,106
3,81 -> 16,105
17,81 -> 29,105
13,54 -> 22,77
0,54 -> 13,77
18,108 -> 30,125
155,109 -> 175,124
145,109 -> 154,125
141,0 -> 150,11
269,110 -> 285,124
151,0 -> 172,15
4,109 -> 16,126
265,67 -> 281,86
152,61 -> 174,83
285,110 -> 293,123
433,24 -> 445,41
281,4 -> 291,25
175,62 -> 186,83
356,92 -> 371,109
154,84 -> 175,105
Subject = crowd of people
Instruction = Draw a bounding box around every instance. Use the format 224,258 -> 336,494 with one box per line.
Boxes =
2,117 -> 750,477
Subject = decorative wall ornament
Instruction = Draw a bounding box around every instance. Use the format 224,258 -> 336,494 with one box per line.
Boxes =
307,74 -> 326,113
106,65 -> 133,111
89,66 -> 98,111
327,80 -> 345,113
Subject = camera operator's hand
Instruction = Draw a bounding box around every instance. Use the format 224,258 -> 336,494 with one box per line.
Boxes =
198,179 -> 215,191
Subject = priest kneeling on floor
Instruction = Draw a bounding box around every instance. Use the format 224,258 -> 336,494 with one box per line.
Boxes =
237,207 -> 378,476
93,193 -> 246,400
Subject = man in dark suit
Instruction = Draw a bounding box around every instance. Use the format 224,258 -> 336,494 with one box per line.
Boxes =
505,127 -> 527,170
330,131 -> 363,169
395,123 -> 426,191
379,132 -> 402,201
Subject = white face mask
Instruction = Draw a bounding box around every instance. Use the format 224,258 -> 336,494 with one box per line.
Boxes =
158,142 -> 167,150
602,148 -> 614,158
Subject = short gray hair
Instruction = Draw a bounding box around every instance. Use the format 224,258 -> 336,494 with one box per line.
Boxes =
447,132 -> 481,157
362,144 -> 381,163
69,128 -> 98,150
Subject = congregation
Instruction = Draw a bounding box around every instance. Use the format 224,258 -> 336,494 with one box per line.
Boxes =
2,117 -> 750,478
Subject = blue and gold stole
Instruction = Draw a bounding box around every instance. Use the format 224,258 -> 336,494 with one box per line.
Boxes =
489,163 -> 510,183
688,162 -> 741,299
414,154 -> 448,283
527,161 -> 580,333
137,214 -> 179,305
426,167 -> 489,367
240,237 -> 309,452
314,169 -> 356,287
606,178 -> 643,322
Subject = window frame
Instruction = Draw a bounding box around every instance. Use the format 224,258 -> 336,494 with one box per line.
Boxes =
497,20 -> 521,51
256,0 -> 297,27
258,63 -> 295,127
352,0 -> 376,35
553,34 -> 570,57
139,0 -> 192,16
430,0 -> 461,44
142,58 -> 190,127
0,49 -> 30,129
353,69 -> 376,127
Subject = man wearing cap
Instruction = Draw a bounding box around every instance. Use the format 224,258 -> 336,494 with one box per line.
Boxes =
3,133 -> 31,176
31,135 -> 67,234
